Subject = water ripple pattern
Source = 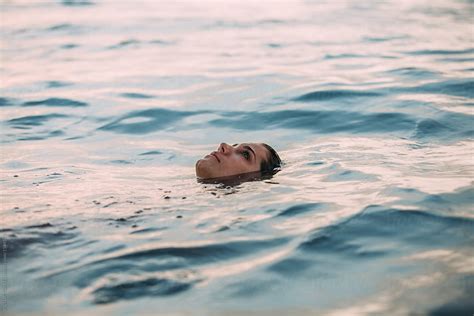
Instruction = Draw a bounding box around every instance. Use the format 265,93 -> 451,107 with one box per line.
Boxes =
1,1 -> 473,315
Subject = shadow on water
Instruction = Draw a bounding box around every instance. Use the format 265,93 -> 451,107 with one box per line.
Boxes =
198,170 -> 280,187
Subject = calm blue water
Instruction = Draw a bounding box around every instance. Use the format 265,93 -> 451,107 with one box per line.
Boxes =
1,1 -> 473,315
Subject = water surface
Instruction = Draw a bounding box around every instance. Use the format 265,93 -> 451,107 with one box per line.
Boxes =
1,1 -> 473,315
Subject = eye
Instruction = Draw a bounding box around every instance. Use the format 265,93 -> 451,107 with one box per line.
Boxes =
241,151 -> 250,160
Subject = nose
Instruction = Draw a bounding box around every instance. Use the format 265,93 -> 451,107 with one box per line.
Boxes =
218,142 -> 233,154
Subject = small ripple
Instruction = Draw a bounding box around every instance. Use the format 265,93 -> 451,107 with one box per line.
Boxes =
276,203 -> 325,217
45,81 -> 73,88
98,108 -> 204,134
46,23 -> 80,32
7,114 -> 69,127
107,39 -> 140,49
413,79 -> 474,98
61,43 -> 79,49
138,150 -> 163,156
413,119 -> 453,138
130,227 -> 166,235
91,276 -> 194,304
299,207 -> 474,259
0,97 -> 15,106
120,92 -> 154,99
209,110 -> 416,134
61,0 -> 94,6
293,89 -> 381,102
5,224 -> 77,258
405,48 -> 474,55
267,258 -> 313,275
386,67 -> 441,79
323,53 -> 368,60
22,98 -> 87,107
324,169 -> 378,182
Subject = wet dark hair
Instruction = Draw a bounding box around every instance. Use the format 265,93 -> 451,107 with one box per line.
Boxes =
260,143 -> 282,174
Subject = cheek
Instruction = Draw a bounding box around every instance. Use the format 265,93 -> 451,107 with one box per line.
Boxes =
225,156 -> 253,173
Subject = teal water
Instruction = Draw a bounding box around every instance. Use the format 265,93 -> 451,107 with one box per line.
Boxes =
1,1 -> 473,315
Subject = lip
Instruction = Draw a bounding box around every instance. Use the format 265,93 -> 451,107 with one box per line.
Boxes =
209,152 -> 221,163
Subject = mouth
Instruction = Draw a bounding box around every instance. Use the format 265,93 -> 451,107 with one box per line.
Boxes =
209,152 -> 221,163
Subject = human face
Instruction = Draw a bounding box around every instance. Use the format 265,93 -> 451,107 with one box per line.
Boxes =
195,142 -> 269,179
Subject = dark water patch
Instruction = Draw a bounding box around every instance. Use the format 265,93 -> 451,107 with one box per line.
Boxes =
307,161 -> 324,166
420,186 -> 474,212
120,92 -> 154,99
92,276 -> 194,304
101,244 -> 126,254
61,0 -> 94,6
413,119 -> 453,138
429,299 -> 474,316
110,160 -> 133,165
226,279 -> 275,298
46,81 -> 72,88
139,150 -> 163,156
17,130 -> 65,141
363,35 -> 408,42
299,207 -> 474,258
7,114 -> 68,127
428,275 -> 474,316
98,108 -> 203,134
276,203 -> 325,217
266,43 -> 282,48
439,57 -> 474,63
0,97 -> 16,107
108,39 -> 140,49
130,227 -> 166,235
412,79 -> 474,98
413,112 -> 474,140
210,110 -> 416,135
5,229 -> 77,258
61,43 -> 79,49
208,19 -> 287,30
405,48 -> 474,55
386,67 -> 441,79
43,237 -> 288,298
46,23 -> 79,32
324,53 -> 368,60
109,238 -> 287,262
149,39 -> 174,45
267,258 -> 313,275
325,169 -> 378,182
25,223 -> 54,229
294,89 -> 381,102
22,98 -> 87,107
258,19 -> 286,25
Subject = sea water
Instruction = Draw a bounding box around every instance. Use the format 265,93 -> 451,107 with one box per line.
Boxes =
1,1 -> 473,315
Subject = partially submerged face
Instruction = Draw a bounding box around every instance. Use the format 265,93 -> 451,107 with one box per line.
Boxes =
195,142 -> 277,179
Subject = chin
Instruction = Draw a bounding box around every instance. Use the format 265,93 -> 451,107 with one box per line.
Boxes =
195,159 -> 214,179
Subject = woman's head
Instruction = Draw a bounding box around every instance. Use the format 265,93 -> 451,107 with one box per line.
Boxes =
195,142 -> 281,179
